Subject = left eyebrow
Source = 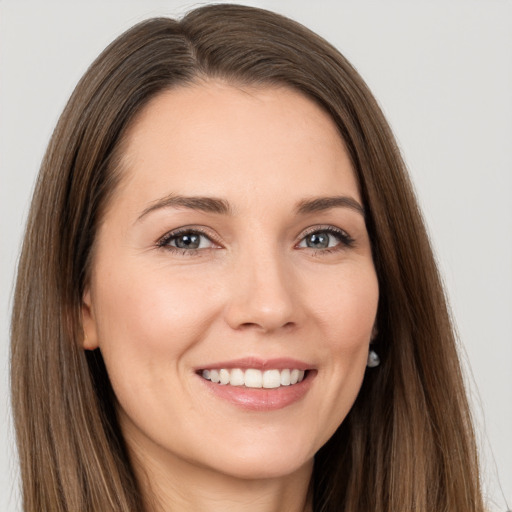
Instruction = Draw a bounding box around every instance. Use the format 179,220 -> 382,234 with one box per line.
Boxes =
295,196 -> 365,217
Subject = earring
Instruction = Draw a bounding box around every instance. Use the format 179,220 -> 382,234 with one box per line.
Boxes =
367,349 -> 380,368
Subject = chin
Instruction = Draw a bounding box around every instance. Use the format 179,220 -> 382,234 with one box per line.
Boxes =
210,453 -> 314,481
189,429 -> 319,481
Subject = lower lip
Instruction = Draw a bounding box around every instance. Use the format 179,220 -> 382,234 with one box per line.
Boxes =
198,371 -> 316,411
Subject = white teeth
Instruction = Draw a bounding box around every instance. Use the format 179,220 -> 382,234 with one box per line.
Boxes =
229,368 -> 244,386
201,368 -> 307,388
263,369 -> 281,388
244,369 -> 263,388
219,369 -> 230,385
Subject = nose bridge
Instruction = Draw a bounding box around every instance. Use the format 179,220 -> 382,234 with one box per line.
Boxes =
225,238 -> 297,332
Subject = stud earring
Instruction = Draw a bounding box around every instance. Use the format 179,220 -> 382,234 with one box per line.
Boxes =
367,349 -> 380,368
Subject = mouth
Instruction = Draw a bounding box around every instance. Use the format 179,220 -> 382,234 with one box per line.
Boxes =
195,358 -> 316,411
199,368 -> 307,388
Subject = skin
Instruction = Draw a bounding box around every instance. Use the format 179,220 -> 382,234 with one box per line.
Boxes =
82,81 -> 379,512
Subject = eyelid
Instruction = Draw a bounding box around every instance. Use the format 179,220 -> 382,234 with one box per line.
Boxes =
156,225 -> 223,250
296,225 -> 355,249
155,224 -> 354,254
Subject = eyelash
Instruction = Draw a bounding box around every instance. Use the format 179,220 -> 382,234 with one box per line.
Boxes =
156,227 -> 220,256
156,225 -> 355,255
298,226 -> 355,254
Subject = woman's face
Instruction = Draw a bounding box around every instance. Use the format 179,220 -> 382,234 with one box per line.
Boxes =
82,82 -> 379,481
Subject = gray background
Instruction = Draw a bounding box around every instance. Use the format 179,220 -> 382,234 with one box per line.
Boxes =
1,1 -> 511,510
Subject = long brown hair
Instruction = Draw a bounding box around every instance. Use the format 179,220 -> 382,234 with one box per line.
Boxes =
11,4 -> 484,511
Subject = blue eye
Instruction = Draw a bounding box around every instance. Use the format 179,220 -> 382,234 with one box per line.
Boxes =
298,228 -> 354,251
158,230 -> 215,251
173,232 -> 200,249
303,232 -> 332,249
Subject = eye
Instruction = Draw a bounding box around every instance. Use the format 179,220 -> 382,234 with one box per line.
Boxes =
157,229 -> 217,252
297,227 -> 354,251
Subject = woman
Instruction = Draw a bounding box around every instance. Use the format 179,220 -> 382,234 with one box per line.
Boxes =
10,4 -> 485,511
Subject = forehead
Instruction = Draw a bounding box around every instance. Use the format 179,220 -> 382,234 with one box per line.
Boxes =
115,80 -> 360,209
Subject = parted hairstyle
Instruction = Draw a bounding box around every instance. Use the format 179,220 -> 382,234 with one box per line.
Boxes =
11,4 -> 484,511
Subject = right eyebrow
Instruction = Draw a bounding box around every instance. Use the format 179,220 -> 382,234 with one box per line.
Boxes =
136,194 -> 232,223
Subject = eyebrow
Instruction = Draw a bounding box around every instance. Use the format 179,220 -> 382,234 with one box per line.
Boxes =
137,193 -> 364,222
137,194 -> 232,222
295,196 -> 365,217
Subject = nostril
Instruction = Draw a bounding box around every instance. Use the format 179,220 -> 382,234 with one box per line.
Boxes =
236,320 -> 296,332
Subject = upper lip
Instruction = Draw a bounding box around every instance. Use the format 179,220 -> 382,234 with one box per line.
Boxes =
196,357 -> 313,371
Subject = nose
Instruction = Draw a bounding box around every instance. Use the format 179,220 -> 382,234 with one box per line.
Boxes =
224,248 -> 298,333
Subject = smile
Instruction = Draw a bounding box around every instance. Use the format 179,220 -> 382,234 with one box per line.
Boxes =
201,368 -> 306,388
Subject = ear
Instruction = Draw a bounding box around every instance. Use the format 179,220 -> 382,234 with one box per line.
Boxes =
81,288 -> 99,350
371,324 -> 378,341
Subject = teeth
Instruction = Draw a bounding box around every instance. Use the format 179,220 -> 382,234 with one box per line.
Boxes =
230,368 -> 244,386
201,368 -> 307,388
219,369 -> 230,385
245,369 -> 262,388
263,369 -> 281,388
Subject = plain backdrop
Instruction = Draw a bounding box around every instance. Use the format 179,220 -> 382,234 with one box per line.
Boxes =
1,1 -> 511,511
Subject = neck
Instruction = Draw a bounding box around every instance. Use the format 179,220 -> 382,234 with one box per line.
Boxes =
129,440 -> 314,512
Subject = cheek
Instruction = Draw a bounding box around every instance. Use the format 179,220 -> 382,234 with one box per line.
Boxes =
306,265 -> 378,433
90,263 -> 221,388
310,265 -> 379,349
